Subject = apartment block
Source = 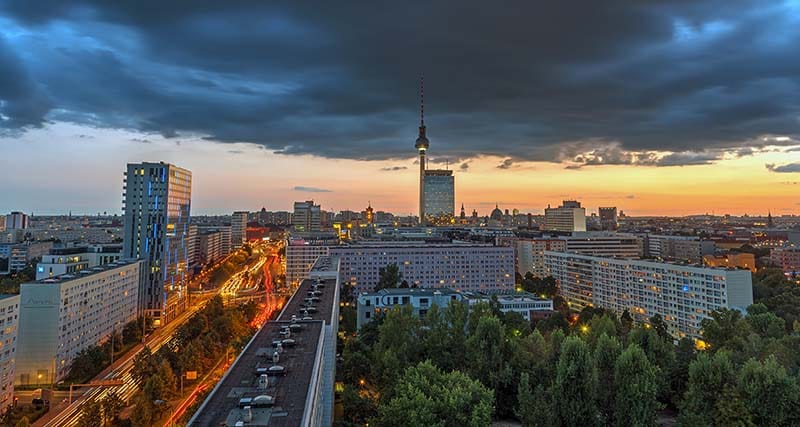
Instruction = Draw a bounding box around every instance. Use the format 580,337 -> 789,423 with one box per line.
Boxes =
16,261 -> 140,385
545,251 -> 753,339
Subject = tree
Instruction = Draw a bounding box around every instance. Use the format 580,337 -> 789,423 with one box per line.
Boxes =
516,373 -> 554,427
679,351 -> 736,425
77,400 -> 104,427
745,303 -> 785,339
701,308 -> 750,351
130,393 -> 155,427
102,391 -> 125,424
620,309 -> 634,337
553,336 -> 598,426
15,417 -> 31,427
157,359 -> 178,399
715,384 -> 754,427
649,314 -> 670,340
444,300 -> 469,369
466,316 -> 507,398
593,333 -> 621,423
587,314 -> 618,349
132,346 -> 158,385
614,345 -> 660,427
737,356 -> 800,425
372,305 -> 421,393
375,263 -> 402,291
374,360 -> 494,427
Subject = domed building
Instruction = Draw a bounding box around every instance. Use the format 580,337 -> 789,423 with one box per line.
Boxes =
490,204 -> 504,222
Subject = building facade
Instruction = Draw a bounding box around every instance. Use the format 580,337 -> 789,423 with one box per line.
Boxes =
35,245 -> 122,280
703,253 -> 756,272
544,201 -> 586,232
5,212 -> 29,230
330,243 -> 514,294
545,252 -> 753,339
16,261 -> 140,385
293,201 -> 322,233
770,246 -> 800,274
285,238 -> 334,287
122,162 -> 192,325
423,170 -> 455,223
598,207 -> 618,231
231,211 -> 248,249
0,295 -> 19,414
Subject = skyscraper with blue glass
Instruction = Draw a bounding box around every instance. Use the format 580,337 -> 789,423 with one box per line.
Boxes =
123,162 -> 192,326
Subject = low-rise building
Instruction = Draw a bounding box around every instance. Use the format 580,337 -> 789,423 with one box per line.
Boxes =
703,252 -> 756,272
16,260 -> 140,385
770,246 -> 800,274
35,245 -> 122,280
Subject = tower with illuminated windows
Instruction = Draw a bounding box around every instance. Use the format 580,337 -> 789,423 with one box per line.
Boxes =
415,77 -> 454,224
123,162 -> 192,326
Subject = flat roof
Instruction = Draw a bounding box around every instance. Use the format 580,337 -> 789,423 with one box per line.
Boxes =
189,276 -> 337,426
28,259 -> 138,284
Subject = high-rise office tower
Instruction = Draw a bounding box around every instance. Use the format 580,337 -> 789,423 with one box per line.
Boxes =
544,200 -> 587,232
123,162 -> 192,325
231,211 -> 248,248
293,200 -> 321,232
423,170 -> 454,222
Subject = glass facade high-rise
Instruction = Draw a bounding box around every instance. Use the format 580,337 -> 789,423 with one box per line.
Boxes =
123,162 -> 192,326
423,169 -> 454,223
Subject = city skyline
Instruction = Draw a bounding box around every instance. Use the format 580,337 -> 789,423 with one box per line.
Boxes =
3,2 -> 800,216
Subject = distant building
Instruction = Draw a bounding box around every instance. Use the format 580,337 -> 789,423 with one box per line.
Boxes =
0,241 -> 54,273
197,229 -> 227,265
16,260 -> 140,385
544,201 -> 586,232
423,170 -> 455,223
770,246 -> 800,274
231,211 -> 248,249
5,212 -> 29,230
0,295 -> 19,414
598,207 -> 618,231
293,201 -> 322,233
545,252 -> 753,340
703,252 -> 756,272
647,235 -> 716,263
123,162 -> 192,325
35,245 -> 122,280
330,243 -> 514,294
505,232 -> 642,278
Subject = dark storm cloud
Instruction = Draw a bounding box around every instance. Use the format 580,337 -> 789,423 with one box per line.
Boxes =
766,163 -> 800,173
380,166 -> 408,171
293,186 -> 332,193
1,0 -> 800,164
497,159 -> 514,169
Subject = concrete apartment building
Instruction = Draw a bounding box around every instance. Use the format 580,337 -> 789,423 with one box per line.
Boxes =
545,252 -> 753,340
770,246 -> 800,274
16,260 -> 141,385
330,243 -> 514,294
0,295 -> 19,414
505,232 -> 642,278
285,238 -> 334,287
293,201 -> 321,233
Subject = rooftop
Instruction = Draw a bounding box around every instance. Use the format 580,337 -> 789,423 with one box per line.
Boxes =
189,276 -> 337,426
30,259 -> 138,284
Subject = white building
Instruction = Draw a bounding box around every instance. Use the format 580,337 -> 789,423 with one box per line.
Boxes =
645,234 -> 698,258
510,238 -> 567,278
330,243 -> 514,294
544,201 -> 586,232
36,245 -> 123,280
0,295 -> 19,414
356,288 -> 463,329
231,211 -> 248,249
545,252 -> 753,339
16,260 -> 141,385
285,238 -> 333,287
